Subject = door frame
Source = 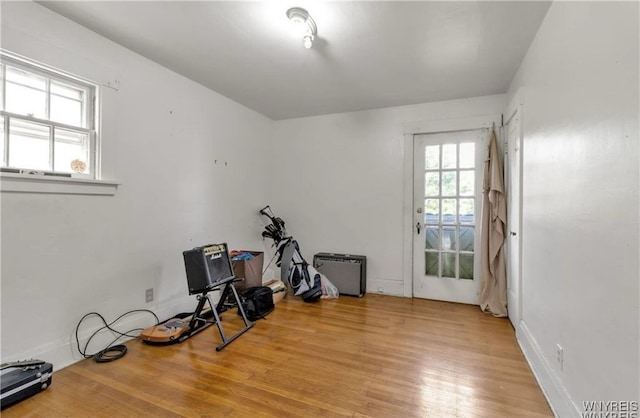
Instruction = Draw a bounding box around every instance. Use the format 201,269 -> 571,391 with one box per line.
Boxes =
402,114 -> 502,299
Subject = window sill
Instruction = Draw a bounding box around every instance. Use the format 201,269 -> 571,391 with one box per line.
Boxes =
0,173 -> 120,196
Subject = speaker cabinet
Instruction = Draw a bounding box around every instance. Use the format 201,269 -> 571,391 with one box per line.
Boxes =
183,243 -> 234,295
313,253 -> 366,297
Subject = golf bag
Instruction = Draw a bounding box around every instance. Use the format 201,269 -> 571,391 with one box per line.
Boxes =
260,206 -> 322,303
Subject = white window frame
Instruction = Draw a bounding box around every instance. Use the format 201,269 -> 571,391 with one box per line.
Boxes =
0,51 -> 100,180
0,50 -> 117,195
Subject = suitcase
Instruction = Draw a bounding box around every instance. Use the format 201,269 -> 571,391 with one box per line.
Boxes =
313,253 -> 367,297
0,360 -> 53,409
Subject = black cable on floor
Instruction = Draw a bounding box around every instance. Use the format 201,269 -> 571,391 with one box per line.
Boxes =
75,310 -> 159,363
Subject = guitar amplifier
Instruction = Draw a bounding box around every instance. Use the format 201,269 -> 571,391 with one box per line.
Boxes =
313,253 -> 366,297
183,243 -> 234,295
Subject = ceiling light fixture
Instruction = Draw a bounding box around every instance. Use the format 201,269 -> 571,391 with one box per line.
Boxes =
286,7 -> 317,49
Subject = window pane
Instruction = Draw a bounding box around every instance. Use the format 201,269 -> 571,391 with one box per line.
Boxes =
442,253 -> 456,278
0,64 -> 4,110
51,81 -> 84,101
425,199 -> 439,224
425,172 -> 439,197
425,226 -> 439,250
0,116 -> 4,165
8,119 -> 50,170
51,95 -> 83,127
442,144 -> 456,169
442,171 -> 456,196
6,82 -> 47,119
459,199 -> 474,224
425,251 -> 438,276
442,199 -> 456,224
425,145 -> 439,169
459,254 -> 474,279
54,128 -> 89,174
441,226 -> 457,251
460,170 -> 474,196
460,226 -> 474,251
459,143 -> 475,168
6,66 -> 46,89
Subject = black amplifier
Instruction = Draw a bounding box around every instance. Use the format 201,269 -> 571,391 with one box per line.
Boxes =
313,253 -> 366,297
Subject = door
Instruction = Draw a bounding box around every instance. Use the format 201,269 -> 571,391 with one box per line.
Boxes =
506,111 -> 522,328
412,129 -> 486,304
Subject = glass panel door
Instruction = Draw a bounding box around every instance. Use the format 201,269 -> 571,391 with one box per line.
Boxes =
413,129 -> 486,304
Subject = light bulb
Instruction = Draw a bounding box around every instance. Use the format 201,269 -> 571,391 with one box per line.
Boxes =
303,35 -> 313,49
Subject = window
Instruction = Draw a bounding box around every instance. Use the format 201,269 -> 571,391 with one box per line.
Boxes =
0,52 -> 98,178
423,142 -> 476,279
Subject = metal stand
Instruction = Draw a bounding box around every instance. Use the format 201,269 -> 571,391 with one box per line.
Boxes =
189,277 -> 254,351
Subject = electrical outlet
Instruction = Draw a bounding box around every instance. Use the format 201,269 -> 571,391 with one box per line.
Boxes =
556,344 -> 563,371
145,288 -> 154,303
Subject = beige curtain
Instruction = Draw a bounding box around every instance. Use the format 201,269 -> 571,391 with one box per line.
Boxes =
479,128 -> 507,317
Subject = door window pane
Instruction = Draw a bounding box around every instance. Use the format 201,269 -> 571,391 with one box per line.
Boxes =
441,226 -> 457,251
425,145 -> 439,169
460,226 -> 474,251
425,226 -> 439,250
442,253 -> 456,278
54,128 -> 89,174
459,254 -> 474,280
459,143 -> 475,168
459,199 -> 474,224
442,171 -> 456,196
425,172 -> 439,196
460,170 -> 474,196
442,144 -> 456,169
425,199 -> 439,224
9,119 -> 50,170
425,251 -> 438,276
442,199 -> 456,224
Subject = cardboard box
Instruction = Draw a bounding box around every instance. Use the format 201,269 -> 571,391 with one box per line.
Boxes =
231,251 -> 264,291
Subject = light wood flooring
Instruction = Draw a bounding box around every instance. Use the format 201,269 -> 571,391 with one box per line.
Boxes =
3,294 -> 553,417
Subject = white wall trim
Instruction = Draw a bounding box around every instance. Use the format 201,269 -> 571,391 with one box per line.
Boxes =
518,320 -> 579,418
402,133 -> 414,298
0,172 -> 120,195
5,296 -> 196,372
401,113 -> 502,299
403,114 -> 502,135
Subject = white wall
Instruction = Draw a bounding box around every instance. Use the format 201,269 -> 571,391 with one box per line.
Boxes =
271,95 -> 505,296
506,2 -> 639,415
0,2 -> 273,368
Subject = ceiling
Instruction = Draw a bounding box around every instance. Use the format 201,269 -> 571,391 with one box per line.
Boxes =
39,1 -> 551,120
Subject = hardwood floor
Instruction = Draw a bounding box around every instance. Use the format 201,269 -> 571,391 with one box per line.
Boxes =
3,294 -> 553,417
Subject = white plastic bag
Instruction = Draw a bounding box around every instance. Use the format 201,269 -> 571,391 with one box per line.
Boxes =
320,274 -> 339,299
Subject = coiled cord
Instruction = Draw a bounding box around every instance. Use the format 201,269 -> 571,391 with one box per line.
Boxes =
75,310 -> 159,363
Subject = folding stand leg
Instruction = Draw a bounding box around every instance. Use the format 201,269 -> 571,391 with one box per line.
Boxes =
211,281 -> 254,351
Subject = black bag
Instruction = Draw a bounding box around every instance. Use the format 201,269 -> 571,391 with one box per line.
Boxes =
238,286 -> 274,321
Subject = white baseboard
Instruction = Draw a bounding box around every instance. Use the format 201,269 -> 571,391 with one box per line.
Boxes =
367,278 -> 405,297
6,296 -> 197,372
517,320 -> 579,418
